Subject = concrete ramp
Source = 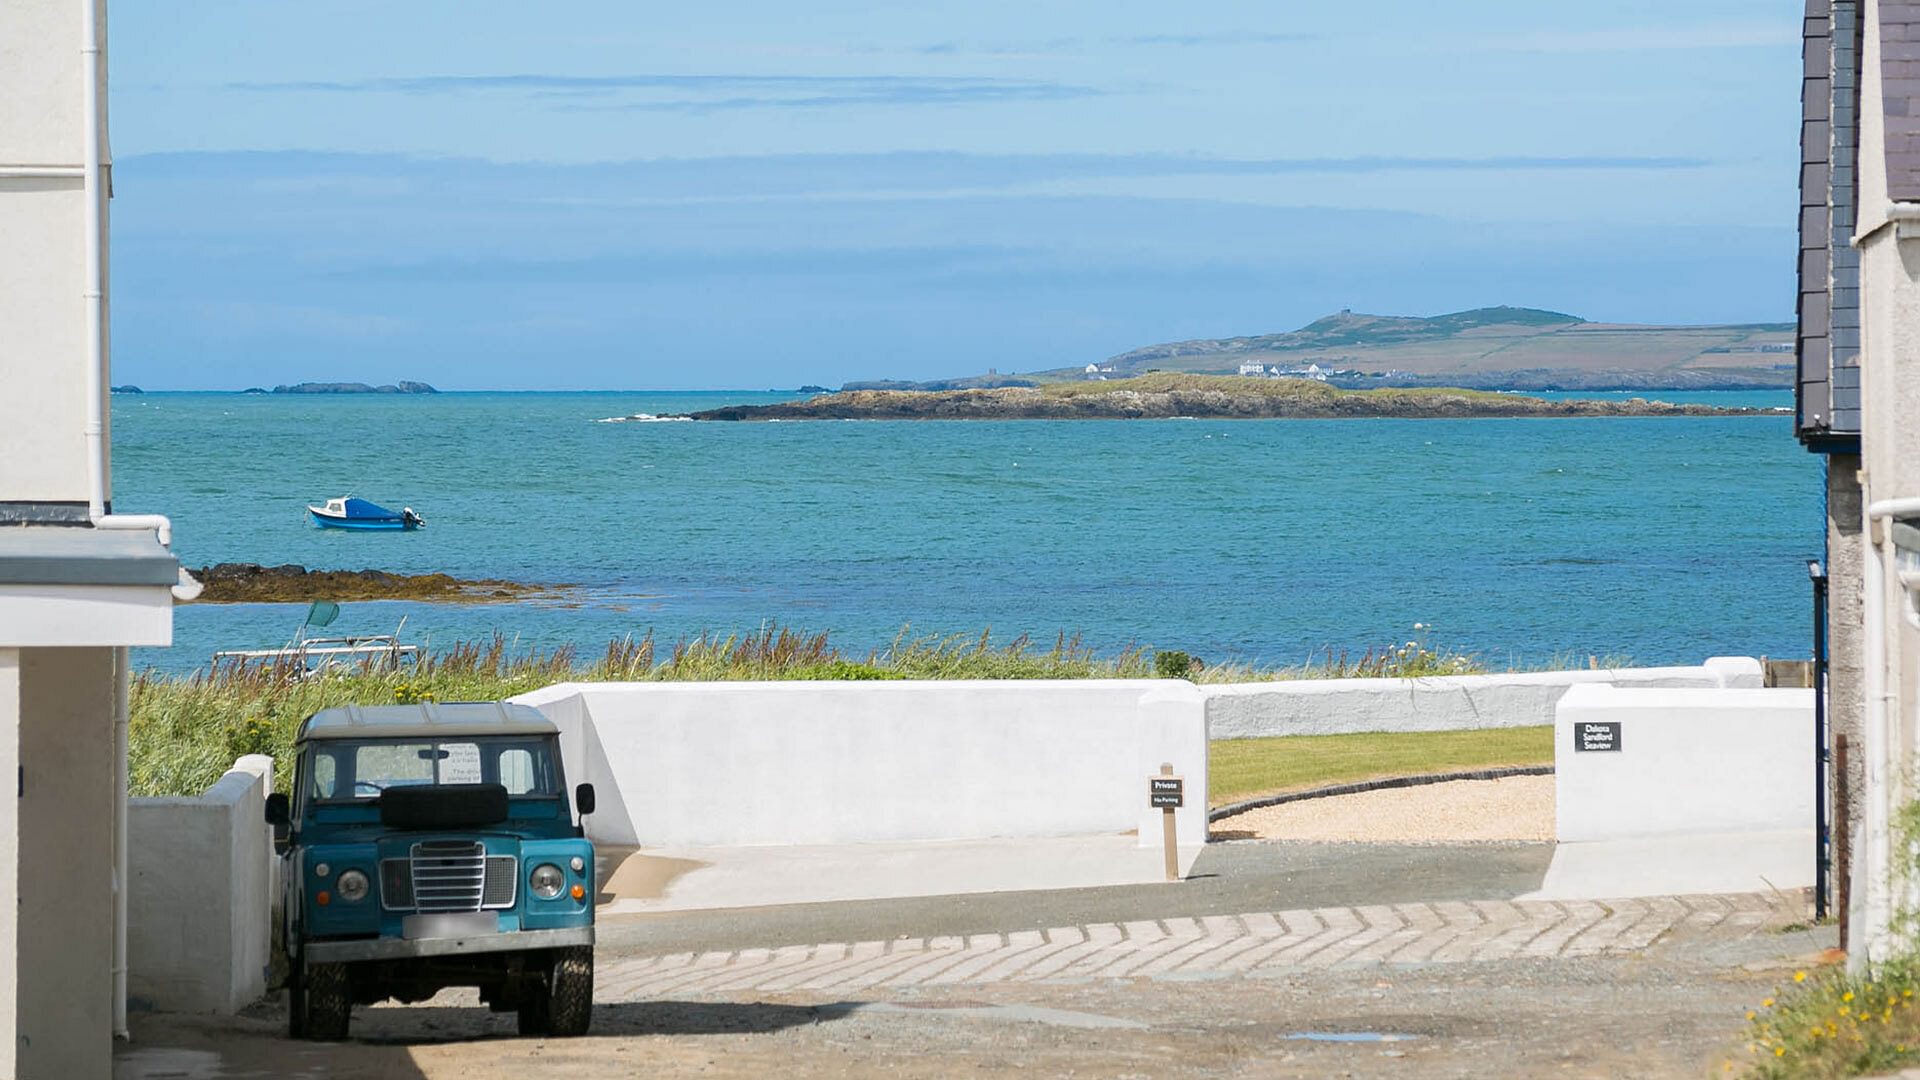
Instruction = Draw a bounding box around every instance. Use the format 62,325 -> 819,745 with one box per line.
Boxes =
1519,829 -> 1814,901
598,834 -> 1205,915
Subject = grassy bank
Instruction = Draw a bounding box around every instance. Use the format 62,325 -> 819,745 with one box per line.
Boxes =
131,625 -> 1547,798
1209,727 -> 1555,806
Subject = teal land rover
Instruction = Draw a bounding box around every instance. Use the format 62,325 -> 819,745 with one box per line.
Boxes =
266,702 -> 596,1040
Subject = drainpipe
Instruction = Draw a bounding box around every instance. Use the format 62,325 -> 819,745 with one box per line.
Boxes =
77,0 -> 197,1040
78,0 -> 169,547
112,647 -> 129,1038
1863,494 -> 1920,965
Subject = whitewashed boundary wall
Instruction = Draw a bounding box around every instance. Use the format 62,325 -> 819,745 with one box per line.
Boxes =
127,754 -> 274,1014
1203,658 -> 1763,740
511,680 -> 1208,850
1554,684 -> 1813,842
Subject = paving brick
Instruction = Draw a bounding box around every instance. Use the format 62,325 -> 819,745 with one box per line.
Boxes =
593,891 -> 1798,999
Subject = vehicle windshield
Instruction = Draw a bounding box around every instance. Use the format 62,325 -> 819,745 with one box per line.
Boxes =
307,735 -> 562,803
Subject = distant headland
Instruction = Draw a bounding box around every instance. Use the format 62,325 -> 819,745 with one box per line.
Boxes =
841,306 -> 1794,393
680,374 -> 1768,422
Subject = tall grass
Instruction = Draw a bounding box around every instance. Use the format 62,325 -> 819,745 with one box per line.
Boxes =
129,623 -> 1503,797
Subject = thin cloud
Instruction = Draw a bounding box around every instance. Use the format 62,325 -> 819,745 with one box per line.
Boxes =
1114,32 -> 1316,47
1482,24 -> 1797,54
229,72 -> 1102,111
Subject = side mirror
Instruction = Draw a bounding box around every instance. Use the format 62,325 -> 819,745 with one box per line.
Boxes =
265,792 -> 291,827
575,783 -> 595,816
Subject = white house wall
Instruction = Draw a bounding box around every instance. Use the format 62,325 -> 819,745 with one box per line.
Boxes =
511,680 -> 1209,849
1554,684 -> 1815,842
127,755 -> 275,1015
0,0 -> 110,507
1202,659 -> 1761,740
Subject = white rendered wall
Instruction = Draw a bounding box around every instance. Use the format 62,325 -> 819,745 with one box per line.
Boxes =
1203,658 -> 1761,740
127,755 -> 274,1015
1854,0 -> 1920,965
512,680 -> 1209,849
0,0 -> 111,505
1554,684 -> 1814,842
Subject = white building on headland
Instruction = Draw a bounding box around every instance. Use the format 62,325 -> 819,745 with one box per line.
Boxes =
1,0 -> 187,1072
1237,362 -> 1268,376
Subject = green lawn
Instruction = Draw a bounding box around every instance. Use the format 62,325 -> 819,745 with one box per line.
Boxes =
1208,726 -> 1555,806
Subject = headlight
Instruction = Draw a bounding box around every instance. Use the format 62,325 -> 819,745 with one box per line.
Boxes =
530,863 -> 565,900
335,869 -> 370,903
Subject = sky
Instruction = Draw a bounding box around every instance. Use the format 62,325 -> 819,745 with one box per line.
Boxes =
108,1 -> 1804,390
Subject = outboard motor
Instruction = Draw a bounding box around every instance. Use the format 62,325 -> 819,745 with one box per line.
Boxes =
402,507 -> 424,528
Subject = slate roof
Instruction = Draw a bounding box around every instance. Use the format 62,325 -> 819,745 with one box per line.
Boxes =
1881,1 -> 1920,200
1799,0 -> 1863,450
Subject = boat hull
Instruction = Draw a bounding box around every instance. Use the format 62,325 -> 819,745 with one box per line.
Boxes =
308,509 -> 419,531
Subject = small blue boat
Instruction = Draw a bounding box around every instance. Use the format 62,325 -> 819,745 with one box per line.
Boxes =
306,496 -> 424,531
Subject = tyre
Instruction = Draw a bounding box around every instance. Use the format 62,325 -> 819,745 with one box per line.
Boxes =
546,946 -> 594,1037
516,982 -> 550,1036
287,965 -> 307,1040
302,961 -> 353,1041
518,946 -> 593,1037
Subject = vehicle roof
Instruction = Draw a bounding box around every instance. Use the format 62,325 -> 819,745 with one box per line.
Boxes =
297,701 -> 558,741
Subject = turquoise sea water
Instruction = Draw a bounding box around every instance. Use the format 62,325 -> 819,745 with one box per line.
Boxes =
114,390 -> 1821,674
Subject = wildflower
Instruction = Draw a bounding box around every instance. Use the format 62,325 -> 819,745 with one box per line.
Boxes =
1795,970 -> 1808,983
1746,1011 -> 1756,1021
1776,1047 -> 1786,1057
1763,998 -> 1775,1007
1844,991 -> 1855,1003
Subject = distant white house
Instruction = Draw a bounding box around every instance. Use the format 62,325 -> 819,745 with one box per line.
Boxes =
1276,363 -> 1332,382
1237,362 -> 1268,376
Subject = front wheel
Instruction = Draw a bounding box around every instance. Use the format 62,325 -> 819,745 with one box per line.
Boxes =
299,961 -> 353,1041
518,946 -> 593,1037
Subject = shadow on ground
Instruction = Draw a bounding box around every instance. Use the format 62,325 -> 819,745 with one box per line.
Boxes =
353,1000 -> 858,1044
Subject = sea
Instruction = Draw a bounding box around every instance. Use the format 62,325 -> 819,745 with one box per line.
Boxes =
114,389 -> 1822,675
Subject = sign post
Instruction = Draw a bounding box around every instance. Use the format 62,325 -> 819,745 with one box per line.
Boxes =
1149,763 -> 1184,882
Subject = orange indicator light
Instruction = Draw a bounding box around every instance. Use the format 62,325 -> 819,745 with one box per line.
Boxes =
570,884 -> 585,901
316,891 -> 331,906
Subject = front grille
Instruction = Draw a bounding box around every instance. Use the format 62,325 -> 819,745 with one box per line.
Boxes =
410,840 -> 487,913
482,856 -> 517,907
380,859 -> 413,909
382,847 -> 518,912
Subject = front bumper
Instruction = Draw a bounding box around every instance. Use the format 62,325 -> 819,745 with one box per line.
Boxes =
304,925 -> 593,965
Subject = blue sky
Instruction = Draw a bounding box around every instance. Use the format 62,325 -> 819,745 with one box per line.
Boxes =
108,1 -> 1802,389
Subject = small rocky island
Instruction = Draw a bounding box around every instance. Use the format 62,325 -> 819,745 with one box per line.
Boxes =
269,381 -> 439,395
187,563 -> 545,604
681,374 -> 1765,422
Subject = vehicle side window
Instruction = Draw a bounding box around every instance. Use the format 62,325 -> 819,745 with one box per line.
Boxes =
498,748 -> 536,794
312,753 -> 337,800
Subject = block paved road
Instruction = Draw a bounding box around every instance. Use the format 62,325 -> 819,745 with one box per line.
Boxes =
595,891 -> 1794,1000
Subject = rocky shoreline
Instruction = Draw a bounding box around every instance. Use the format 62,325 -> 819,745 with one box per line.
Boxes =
186,563 -> 547,604
681,376 -> 1766,422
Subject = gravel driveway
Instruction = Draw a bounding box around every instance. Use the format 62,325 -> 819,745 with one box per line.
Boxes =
1214,776 -> 1555,843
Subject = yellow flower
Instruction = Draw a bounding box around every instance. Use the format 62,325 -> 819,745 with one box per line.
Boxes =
1795,971 -> 1808,983
1763,998 -> 1775,1007
1746,1011 -> 1756,1021
1844,991 -> 1855,1002
1776,1047 -> 1786,1057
